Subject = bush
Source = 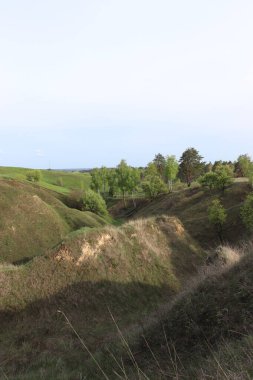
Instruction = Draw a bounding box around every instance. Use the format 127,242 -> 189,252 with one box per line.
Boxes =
56,177 -> 64,187
208,199 -> 227,241
241,193 -> 253,231
82,189 -> 108,216
26,170 -> 41,182
142,175 -> 167,199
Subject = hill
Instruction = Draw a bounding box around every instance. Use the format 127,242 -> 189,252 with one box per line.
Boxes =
0,179 -> 106,264
110,182 -> 251,247
0,166 -> 91,194
115,242 -> 253,379
0,215 -> 205,379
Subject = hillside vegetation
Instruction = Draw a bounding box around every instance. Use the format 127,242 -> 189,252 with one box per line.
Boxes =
0,179 -> 106,263
113,182 -> 250,247
0,215 -> 204,379
0,159 -> 252,379
115,242 -> 253,379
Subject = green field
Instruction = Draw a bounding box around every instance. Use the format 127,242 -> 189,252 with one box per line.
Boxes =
0,166 -> 91,194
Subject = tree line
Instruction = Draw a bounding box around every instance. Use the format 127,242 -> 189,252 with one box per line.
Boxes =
89,148 -> 253,202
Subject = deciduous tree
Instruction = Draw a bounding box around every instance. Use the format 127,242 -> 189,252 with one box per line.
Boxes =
165,155 -> 179,192
208,199 -> 227,242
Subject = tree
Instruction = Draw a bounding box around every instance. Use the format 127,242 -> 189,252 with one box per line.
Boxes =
90,168 -> 103,194
116,160 -> 133,207
153,153 -> 166,179
241,193 -> 253,231
142,163 -> 167,199
234,154 -> 252,177
146,162 -> 159,176
82,189 -> 108,216
127,168 -> 140,207
142,175 -> 167,199
90,167 -> 108,196
26,170 -> 41,182
179,148 -> 204,187
214,165 -> 233,193
199,172 -> 219,191
208,199 -> 227,242
107,169 -> 118,197
165,155 -> 179,192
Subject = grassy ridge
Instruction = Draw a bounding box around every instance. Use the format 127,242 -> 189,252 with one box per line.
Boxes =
0,216 -> 205,379
117,243 -> 253,379
0,179 -> 106,263
0,166 -> 91,194
130,182 -> 251,247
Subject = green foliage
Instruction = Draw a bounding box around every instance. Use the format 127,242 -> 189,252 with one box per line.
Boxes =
234,154 -> 252,177
90,168 -> 104,194
26,170 -> 41,182
214,164 -> 233,192
248,163 -> 253,188
241,192 -> 253,230
116,160 -> 139,205
208,199 -> 227,241
200,165 -> 233,193
142,174 -> 167,199
146,162 -> 159,176
199,171 -> 219,191
153,153 -> 166,178
179,147 -> 204,187
107,169 -> 118,197
82,189 -> 108,216
165,155 -> 179,191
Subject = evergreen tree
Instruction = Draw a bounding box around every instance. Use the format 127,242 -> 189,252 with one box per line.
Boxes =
179,148 -> 204,187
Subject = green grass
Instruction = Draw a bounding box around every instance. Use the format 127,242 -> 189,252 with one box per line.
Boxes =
0,179 -> 107,263
0,215 -> 205,379
0,166 -> 91,195
0,174 -> 252,379
106,243 -> 253,379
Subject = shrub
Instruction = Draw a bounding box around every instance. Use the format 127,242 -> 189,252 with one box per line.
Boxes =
208,199 -> 227,241
82,189 -> 108,216
241,193 -> 253,231
26,170 -> 41,182
142,175 -> 167,199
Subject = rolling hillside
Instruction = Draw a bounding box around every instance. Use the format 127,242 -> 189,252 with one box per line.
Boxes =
0,179 -> 106,264
110,182 -> 251,247
0,179 -> 252,379
0,166 -> 91,194
118,242 -> 253,379
0,215 -> 205,379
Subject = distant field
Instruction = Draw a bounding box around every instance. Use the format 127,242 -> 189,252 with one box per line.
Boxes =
0,166 -> 91,194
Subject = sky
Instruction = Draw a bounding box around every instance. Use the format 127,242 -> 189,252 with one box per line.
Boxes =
0,0 -> 253,168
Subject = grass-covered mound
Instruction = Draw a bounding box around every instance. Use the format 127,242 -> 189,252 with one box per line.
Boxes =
115,242 -> 253,379
0,216 -> 205,379
0,179 -> 106,263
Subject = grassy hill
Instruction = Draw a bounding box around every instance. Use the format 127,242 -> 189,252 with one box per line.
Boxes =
114,242 -> 253,379
0,166 -> 91,194
110,182 -> 251,247
0,178 -> 252,379
0,179 -> 106,264
0,216 -> 205,379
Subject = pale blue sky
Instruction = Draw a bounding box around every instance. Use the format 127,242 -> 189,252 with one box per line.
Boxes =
0,0 -> 253,168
